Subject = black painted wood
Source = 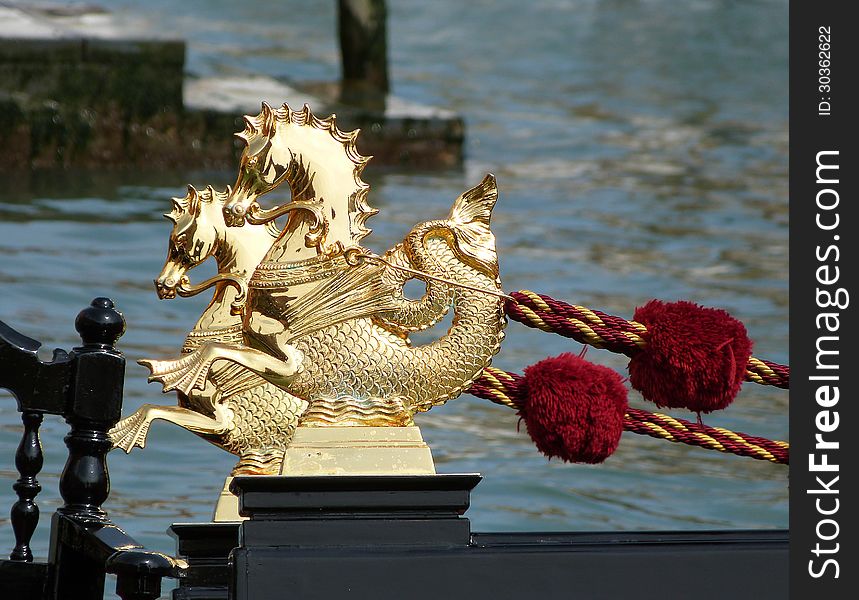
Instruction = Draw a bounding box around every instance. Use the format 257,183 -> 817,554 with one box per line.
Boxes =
50,513 -> 182,600
224,475 -> 789,600
57,424 -> 114,522
0,320 -> 72,414
2,298 -> 183,600
169,524 -> 239,600
233,474 -> 480,516
2,309 -> 72,570
232,531 -> 788,600
0,559 -> 49,599
167,520 -> 792,600
108,549 -> 177,600
49,298 -> 128,600
10,411 -> 44,562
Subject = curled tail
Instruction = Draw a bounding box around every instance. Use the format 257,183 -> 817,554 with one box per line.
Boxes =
447,173 -> 499,278
391,174 -> 505,412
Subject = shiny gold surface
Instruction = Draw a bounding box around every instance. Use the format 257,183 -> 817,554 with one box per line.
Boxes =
213,476 -> 244,522
111,103 -> 505,479
281,427 -> 437,476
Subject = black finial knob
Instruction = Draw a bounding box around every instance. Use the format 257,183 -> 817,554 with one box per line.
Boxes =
75,297 -> 126,348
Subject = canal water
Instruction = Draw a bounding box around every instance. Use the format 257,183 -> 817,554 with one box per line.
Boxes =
1,0 -> 787,568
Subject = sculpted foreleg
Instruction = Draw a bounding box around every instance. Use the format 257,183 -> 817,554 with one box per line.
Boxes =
110,402 -> 231,453
141,342 -> 304,397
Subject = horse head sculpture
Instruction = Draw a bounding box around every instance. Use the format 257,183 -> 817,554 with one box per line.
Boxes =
153,185 -> 280,321
155,185 -> 222,300
223,103 -> 374,261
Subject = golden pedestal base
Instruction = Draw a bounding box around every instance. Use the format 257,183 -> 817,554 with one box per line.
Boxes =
281,426 -> 437,476
214,476 -> 243,522
212,426 -> 436,522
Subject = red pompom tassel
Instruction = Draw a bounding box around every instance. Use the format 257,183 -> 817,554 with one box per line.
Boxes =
629,300 -> 753,413
519,353 -> 627,463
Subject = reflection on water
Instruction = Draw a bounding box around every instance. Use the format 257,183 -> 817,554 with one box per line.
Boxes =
1,0 -> 786,563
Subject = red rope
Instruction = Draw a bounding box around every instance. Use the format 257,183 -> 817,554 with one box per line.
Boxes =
506,291 -> 790,389
467,369 -> 789,465
623,407 -> 789,464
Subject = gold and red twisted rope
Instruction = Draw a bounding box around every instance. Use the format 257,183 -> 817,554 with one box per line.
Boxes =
506,290 -> 790,389
467,367 -> 789,465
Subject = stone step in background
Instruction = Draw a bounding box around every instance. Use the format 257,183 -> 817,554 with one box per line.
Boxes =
0,1 -> 463,170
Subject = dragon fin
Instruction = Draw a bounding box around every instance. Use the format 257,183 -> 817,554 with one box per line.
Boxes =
280,260 -> 400,341
209,361 -> 269,399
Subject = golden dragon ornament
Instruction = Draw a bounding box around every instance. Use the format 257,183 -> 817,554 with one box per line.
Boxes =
110,103 -> 506,500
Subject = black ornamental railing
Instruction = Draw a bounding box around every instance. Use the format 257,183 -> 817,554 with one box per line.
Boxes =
1,298 -> 185,600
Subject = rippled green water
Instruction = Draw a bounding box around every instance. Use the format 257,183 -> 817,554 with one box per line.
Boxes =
1,0 -> 787,570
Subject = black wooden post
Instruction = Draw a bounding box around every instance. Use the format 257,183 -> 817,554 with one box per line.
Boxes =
49,297 -> 126,600
338,0 -> 389,101
57,298 -> 125,520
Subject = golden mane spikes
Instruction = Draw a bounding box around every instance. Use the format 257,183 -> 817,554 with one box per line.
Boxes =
164,184 -> 231,222
300,103 -> 312,123
165,185 -> 194,222
241,115 -> 258,136
187,185 -> 200,215
260,101 -> 276,137
164,207 -> 180,223
199,186 -> 230,205
233,102 -> 376,245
